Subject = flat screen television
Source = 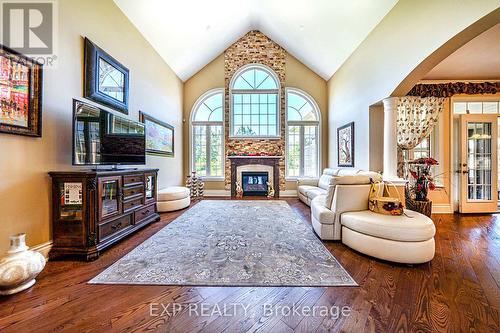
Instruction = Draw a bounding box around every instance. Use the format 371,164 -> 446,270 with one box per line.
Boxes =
72,100 -> 146,166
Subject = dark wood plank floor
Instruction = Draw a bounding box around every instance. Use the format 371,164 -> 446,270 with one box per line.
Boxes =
0,198 -> 498,332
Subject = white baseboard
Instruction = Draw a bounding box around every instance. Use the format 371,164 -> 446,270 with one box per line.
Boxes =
280,190 -> 298,197
432,203 -> 453,214
203,190 -> 231,197
30,241 -> 52,261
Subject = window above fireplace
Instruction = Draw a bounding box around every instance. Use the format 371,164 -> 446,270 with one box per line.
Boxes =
229,64 -> 280,139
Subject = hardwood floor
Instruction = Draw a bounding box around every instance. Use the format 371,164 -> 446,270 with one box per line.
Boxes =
0,198 -> 498,332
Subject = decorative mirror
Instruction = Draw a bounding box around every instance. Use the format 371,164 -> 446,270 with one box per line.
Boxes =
84,37 -> 129,114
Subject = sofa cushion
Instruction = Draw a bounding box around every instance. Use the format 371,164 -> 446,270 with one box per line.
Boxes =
322,168 -> 340,176
324,175 -> 373,207
305,187 -> 327,199
311,195 -> 335,225
318,174 -> 333,190
337,169 -> 360,176
298,185 -> 317,196
341,210 -> 435,242
158,186 -> 190,201
357,171 -> 383,182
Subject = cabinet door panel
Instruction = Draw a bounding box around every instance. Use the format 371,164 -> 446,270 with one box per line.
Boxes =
98,176 -> 123,220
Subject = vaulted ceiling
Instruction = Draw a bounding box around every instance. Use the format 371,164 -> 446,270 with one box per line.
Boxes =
114,0 -> 398,81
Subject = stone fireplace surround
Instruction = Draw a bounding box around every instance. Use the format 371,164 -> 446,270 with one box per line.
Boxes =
229,156 -> 280,198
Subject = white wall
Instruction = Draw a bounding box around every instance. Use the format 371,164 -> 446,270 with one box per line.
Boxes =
327,0 -> 500,170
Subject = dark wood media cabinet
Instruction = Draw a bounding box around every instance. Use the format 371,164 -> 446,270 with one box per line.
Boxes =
48,169 -> 160,261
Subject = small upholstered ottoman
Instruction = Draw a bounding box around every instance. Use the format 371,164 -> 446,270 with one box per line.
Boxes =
157,186 -> 190,212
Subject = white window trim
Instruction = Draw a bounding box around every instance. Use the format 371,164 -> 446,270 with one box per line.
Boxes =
229,63 -> 281,139
189,88 -> 225,181
285,87 -> 322,180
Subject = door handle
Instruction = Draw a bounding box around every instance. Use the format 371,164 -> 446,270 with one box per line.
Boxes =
462,170 -> 469,174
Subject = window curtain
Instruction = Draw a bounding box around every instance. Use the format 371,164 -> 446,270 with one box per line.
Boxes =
396,96 -> 445,177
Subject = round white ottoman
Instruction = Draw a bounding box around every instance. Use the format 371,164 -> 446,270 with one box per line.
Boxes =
340,209 -> 436,264
157,186 -> 190,212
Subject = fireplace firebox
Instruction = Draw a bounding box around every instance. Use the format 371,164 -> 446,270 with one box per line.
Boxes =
242,171 -> 269,196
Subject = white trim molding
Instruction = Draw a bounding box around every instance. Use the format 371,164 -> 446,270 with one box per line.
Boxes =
432,203 -> 453,214
203,190 -> 231,197
280,190 -> 298,197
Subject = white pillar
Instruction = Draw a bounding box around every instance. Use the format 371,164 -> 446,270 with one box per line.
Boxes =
383,97 -> 402,181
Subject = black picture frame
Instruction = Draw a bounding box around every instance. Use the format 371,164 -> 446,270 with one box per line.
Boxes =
337,122 -> 354,167
0,44 -> 43,137
139,111 -> 174,157
84,37 -> 129,114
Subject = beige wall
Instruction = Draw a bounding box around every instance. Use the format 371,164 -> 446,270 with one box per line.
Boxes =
327,0 -> 500,170
182,50 -> 328,192
0,0 -> 183,254
369,105 -> 384,173
182,55 -> 225,190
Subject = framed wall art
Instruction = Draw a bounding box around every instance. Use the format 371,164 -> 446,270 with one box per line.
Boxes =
0,44 -> 43,137
84,37 -> 129,114
139,111 -> 174,157
337,122 -> 354,167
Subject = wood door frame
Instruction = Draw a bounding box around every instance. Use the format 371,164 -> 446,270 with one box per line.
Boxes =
458,114 -> 498,213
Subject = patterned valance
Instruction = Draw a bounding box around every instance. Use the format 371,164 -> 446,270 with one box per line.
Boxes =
407,81 -> 500,98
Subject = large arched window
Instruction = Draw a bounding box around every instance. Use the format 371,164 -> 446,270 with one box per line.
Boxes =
230,64 -> 280,138
191,89 -> 224,178
286,88 -> 320,178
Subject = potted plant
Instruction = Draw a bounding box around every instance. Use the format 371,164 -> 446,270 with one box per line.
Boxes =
406,157 -> 439,216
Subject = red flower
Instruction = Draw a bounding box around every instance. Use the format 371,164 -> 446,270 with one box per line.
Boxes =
410,170 -> 418,179
429,182 -> 436,190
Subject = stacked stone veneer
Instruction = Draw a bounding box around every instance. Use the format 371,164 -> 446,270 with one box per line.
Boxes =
224,31 -> 286,191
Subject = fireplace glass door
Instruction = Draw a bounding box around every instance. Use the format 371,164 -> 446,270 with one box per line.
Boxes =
242,172 -> 269,196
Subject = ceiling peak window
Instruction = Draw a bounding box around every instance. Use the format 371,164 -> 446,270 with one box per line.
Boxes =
191,89 -> 224,179
286,88 -> 320,178
230,64 -> 280,138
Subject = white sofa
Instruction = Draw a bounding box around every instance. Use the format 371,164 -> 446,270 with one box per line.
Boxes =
299,169 -> 436,264
297,168 -> 381,206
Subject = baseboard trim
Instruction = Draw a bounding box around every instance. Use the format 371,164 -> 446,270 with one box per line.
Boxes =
203,190 -> 231,197
432,203 -> 453,214
30,241 -> 53,261
280,190 -> 298,197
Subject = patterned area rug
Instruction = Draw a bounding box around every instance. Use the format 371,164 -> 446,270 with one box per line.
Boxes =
89,200 -> 357,287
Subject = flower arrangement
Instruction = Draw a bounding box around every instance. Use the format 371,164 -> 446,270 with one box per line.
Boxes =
407,157 -> 439,201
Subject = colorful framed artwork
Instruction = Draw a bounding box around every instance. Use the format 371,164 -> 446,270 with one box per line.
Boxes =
139,111 -> 174,157
84,37 -> 129,114
0,44 -> 43,137
337,122 -> 354,167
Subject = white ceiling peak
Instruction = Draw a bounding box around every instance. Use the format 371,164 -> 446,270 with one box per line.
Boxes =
114,0 -> 398,81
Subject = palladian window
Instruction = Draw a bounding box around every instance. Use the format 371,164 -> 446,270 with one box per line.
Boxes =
230,64 -> 280,138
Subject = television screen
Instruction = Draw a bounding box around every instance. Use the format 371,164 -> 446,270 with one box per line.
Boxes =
73,100 -> 146,165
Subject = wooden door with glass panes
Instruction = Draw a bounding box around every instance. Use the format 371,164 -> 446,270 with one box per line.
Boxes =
98,176 -> 123,220
459,114 -> 498,213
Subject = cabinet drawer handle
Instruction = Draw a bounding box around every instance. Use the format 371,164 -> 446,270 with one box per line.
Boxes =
142,210 -> 150,215
111,222 -> 122,230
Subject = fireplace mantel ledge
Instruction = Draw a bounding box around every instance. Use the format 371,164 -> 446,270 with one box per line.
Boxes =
228,156 -> 282,159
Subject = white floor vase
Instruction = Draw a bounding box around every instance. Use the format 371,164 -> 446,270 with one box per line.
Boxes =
0,234 -> 46,295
